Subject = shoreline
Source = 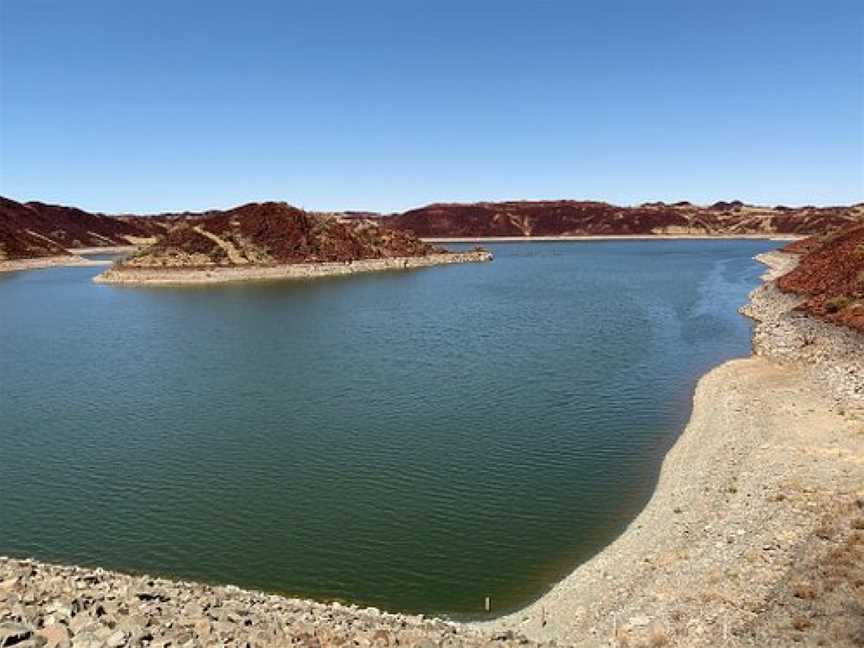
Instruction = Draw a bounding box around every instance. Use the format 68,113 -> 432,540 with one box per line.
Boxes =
421,234 -> 804,243
0,255 -> 110,273
2,250 -> 862,646
69,245 -> 139,255
92,250 -> 492,285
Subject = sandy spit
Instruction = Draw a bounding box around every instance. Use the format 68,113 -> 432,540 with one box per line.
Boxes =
92,250 -> 492,285
0,255 -> 110,273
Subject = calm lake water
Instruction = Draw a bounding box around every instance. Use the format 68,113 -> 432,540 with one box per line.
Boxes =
0,241 -> 779,618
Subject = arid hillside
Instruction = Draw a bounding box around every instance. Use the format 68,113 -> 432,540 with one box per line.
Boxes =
0,198 -> 70,260
778,224 -> 864,333
0,196 -> 163,260
385,200 -> 864,237
122,202 -> 441,268
5,194 -> 864,263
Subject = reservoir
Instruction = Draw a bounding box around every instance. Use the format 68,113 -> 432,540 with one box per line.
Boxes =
0,240 -> 779,617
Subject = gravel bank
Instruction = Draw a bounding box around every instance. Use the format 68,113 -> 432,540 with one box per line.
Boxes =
0,559 -> 544,647
93,251 -> 492,285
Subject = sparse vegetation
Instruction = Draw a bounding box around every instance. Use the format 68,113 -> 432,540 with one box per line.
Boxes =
826,296 -> 852,313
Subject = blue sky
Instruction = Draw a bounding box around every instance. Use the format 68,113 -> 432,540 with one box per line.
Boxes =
1,1 -> 862,213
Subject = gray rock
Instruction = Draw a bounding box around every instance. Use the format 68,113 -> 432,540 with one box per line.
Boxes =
0,622 -> 34,647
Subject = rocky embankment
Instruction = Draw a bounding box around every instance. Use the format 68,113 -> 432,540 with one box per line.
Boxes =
0,559 -> 544,647
742,250 -> 864,406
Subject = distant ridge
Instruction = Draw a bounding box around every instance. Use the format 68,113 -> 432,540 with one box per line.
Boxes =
3,194 -> 863,262
382,200 -> 864,238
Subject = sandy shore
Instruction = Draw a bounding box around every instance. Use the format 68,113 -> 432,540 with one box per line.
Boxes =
421,234 -> 803,243
93,250 -> 492,285
0,255 -> 110,273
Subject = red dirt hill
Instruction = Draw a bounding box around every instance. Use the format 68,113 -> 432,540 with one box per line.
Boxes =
778,224 -> 864,333
123,202 -> 441,268
0,196 -> 166,260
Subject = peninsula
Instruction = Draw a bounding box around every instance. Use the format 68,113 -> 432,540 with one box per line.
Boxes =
92,201 -> 491,285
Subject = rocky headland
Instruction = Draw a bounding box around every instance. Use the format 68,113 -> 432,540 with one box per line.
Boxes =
92,202 -> 491,284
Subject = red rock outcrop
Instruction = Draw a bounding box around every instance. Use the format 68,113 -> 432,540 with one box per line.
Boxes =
777,224 -> 864,333
122,202 -> 442,268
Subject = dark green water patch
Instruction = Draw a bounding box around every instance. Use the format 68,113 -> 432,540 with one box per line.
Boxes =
0,241 -> 779,617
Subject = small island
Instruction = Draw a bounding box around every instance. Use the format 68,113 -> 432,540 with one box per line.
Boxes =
93,202 -> 491,285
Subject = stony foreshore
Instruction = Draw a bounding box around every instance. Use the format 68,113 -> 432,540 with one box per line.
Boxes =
741,251 -> 864,406
92,251 -> 492,285
0,559 -> 546,647
3,248 -> 863,647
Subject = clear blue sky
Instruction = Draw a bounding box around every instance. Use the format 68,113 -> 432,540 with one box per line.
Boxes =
1,1 -> 862,213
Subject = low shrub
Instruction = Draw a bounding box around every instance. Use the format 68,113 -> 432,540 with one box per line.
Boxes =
826,296 -> 852,313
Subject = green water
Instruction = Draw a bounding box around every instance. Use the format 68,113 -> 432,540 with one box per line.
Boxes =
0,240 -> 778,618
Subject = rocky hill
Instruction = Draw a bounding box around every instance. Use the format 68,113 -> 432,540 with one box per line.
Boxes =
385,200 -> 864,238
777,224 -> 864,333
0,196 -> 163,260
5,194 -> 864,264
122,202 -> 441,268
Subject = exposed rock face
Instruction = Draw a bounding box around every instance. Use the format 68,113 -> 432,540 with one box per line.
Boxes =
385,200 -> 864,238
774,224 -> 864,333
0,557 -> 546,647
0,196 -> 162,260
120,202 -> 446,269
